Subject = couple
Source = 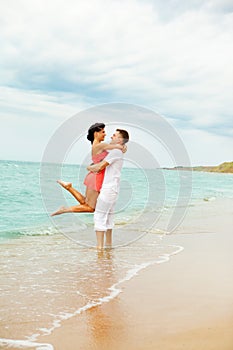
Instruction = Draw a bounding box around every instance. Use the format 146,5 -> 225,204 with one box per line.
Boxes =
51,123 -> 129,249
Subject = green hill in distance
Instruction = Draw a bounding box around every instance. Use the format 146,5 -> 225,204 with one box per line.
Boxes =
164,162 -> 233,173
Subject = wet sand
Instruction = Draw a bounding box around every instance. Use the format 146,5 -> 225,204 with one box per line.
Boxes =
38,204 -> 233,350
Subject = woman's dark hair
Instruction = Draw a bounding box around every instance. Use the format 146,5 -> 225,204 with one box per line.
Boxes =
87,123 -> 105,144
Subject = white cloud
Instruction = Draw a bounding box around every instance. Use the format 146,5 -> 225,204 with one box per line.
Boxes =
0,87 -> 89,161
0,87 -> 87,118
0,0 -> 232,163
179,128 -> 233,165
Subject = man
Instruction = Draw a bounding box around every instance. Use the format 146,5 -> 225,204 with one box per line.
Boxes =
87,128 -> 129,249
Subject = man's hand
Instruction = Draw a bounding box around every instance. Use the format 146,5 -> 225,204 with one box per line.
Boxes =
87,163 -> 100,173
87,160 -> 109,173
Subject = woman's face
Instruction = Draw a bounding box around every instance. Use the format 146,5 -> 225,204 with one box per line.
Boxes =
95,128 -> 106,141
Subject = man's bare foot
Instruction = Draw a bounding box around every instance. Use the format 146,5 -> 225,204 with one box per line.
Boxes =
96,246 -> 104,251
57,180 -> 72,189
51,206 -> 68,216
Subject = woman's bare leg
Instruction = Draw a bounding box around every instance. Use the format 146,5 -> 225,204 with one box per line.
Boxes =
85,188 -> 99,209
51,204 -> 95,216
51,186 -> 100,216
57,180 -> 86,204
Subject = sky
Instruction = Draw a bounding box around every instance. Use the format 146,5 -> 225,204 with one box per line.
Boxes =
0,0 -> 233,166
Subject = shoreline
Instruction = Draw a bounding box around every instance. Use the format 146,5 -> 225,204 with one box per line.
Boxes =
1,198 -> 232,349
37,225 -> 233,349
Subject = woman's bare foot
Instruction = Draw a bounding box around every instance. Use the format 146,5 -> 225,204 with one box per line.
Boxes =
51,206 -> 68,216
57,180 -> 72,189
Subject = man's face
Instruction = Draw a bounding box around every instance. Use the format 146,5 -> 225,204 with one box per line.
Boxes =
111,130 -> 123,145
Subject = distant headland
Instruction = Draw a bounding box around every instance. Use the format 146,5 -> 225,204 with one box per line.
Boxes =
163,161 -> 233,173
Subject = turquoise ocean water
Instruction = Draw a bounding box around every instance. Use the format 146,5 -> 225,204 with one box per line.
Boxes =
1,159 -> 232,240
0,159 -> 233,349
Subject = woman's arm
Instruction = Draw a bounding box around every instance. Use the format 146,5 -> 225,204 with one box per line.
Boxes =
96,142 -> 123,151
95,142 -> 127,153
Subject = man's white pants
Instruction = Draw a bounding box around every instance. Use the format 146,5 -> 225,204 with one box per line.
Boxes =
94,188 -> 118,231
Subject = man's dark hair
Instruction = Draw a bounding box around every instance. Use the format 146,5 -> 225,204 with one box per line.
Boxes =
116,129 -> 129,144
87,123 -> 105,144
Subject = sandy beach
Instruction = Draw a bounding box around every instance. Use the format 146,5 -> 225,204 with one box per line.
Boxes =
36,199 -> 233,350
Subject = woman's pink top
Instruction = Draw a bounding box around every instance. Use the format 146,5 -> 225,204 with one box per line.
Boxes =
83,150 -> 108,192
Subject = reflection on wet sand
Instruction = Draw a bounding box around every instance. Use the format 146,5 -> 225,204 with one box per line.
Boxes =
86,249 -> 127,350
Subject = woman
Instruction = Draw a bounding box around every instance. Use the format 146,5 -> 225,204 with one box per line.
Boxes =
51,123 -> 125,216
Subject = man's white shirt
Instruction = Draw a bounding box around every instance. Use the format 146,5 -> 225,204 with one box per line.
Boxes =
101,149 -> 123,193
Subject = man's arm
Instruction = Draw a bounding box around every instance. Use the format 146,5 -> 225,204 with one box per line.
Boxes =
87,160 -> 109,173
87,149 -> 122,173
